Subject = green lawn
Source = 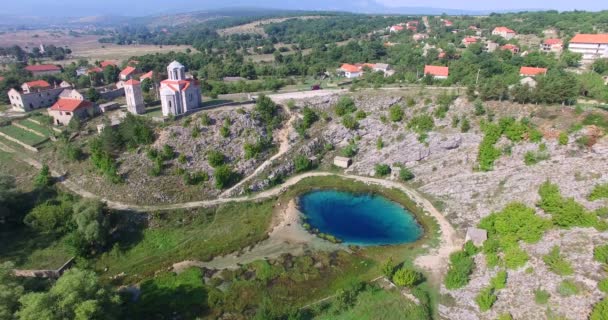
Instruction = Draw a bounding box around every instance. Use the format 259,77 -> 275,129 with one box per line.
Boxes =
0,229 -> 72,270
0,125 -> 48,146
18,120 -> 56,137
96,201 -> 275,284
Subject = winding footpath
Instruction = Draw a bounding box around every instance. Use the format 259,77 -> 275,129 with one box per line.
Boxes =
0,88 -> 461,279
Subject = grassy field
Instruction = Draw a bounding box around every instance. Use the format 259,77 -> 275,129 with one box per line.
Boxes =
17,119 -> 56,137
0,125 -> 48,146
0,230 -> 72,270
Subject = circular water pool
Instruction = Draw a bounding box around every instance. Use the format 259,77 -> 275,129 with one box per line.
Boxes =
298,190 -> 423,246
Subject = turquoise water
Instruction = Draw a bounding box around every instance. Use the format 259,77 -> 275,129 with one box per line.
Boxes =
299,190 -> 423,246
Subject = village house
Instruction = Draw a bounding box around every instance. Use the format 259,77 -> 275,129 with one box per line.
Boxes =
469,25 -> 482,36
124,79 -> 146,115
58,88 -> 84,100
462,37 -> 478,47
339,63 -> 393,78
492,27 -> 517,40
501,44 -> 520,54
25,64 -> 62,76
87,67 -> 103,75
406,21 -> 419,28
520,77 -> 538,88
339,64 -> 363,79
541,38 -> 563,53
484,41 -> 500,53
424,65 -> 449,80
119,66 -> 139,81
442,19 -> 454,27
140,71 -> 154,81
568,34 -> 608,62
413,33 -> 429,41
160,61 -> 202,116
8,81 -> 66,112
47,98 -> 96,126
520,67 -> 548,77
76,67 -> 88,77
100,61 -> 118,69
389,25 -> 404,33
333,156 -> 352,169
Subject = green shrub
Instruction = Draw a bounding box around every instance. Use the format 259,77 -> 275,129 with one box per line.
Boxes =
342,115 -> 358,130
538,181 -> 598,228
407,114 -> 434,134
177,154 -> 187,164
294,155 -> 313,173
542,246 -> 573,276
200,113 -> 211,126
334,96 -> 356,116
355,110 -> 367,120
34,164 -> 52,187
589,184 -> 608,201
375,164 -> 391,177
376,137 -> 384,150
392,267 -> 422,287
558,279 -> 580,297
475,287 -> 497,312
504,246 -> 529,269
558,132 -> 569,146
490,271 -> 507,290
399,167 -> 415,181
477,123 -> 502,171
594,245 -> 608,264
341,144 -> 358,157
389,105 -> 404,122
213,165 -> 236,189
474,99 -> 486,116
598,279 -> 608,293
445,251 -> 475,289
161,145 -> 175,160
591,298 -> 608,320
207,150 -> 225,168
497,313 -> 513,320
534,289 -> 550,304
479,202 -> 551,245
219,126 -> 230,138
381,257 -> 395,278
461,118 -> 471,133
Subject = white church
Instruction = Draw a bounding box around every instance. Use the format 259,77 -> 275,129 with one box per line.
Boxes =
160,61 -> 202,116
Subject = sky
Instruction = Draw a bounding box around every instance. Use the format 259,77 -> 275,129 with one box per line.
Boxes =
2,0 -> 605,17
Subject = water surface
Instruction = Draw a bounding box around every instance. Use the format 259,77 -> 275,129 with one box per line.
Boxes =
299,190 -> 423,246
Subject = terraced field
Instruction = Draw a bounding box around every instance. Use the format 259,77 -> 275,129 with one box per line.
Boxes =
17,119 -> 57,137
0,124 -> 49,146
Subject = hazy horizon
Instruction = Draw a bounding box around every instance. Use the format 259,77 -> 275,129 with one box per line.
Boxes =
2,0 -> 606,17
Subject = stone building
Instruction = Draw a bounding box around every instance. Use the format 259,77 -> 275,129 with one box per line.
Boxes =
24,64 -> 62,76
47,99 -> 96,126
124,79 -> 145,114
159,61 -> 202,116
8,81 -> 65,112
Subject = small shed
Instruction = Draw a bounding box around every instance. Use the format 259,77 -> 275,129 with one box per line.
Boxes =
99,102 -> 119,113
333,156 -> 352,169
465,227 -> 488,247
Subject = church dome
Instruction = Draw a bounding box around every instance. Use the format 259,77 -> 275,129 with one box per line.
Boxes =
168,61 -> 185,70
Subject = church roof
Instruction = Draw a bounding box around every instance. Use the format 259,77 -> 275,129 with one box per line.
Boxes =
168,61 -> 185,69
160,79 -> 198,92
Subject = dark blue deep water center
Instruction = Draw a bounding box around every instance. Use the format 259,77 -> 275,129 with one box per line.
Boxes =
299,190 -> 423,246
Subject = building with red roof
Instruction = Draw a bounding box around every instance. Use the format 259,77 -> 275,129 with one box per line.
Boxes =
160,61 -> 201,116
492,27 -> 517,40
21,80 -> 51,93
48,98 -> 96,126
100,61 -> 118,69
501,44 -> 520,54
339,63 -> 363,78
139,70 -> 154,81
424,65 -> 449,79
519,67 -> 548,77
462,37 -> 478,47
442,19 -> 453,27
390,25 -> 404,33
88,67 -> 103,74
568,34 -> 608,62
25,64 -> 61,76
541,38 -> 563,53
119,66 -> 139,81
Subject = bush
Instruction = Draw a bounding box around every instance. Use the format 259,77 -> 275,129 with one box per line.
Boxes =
538,181 -> 598,228
599,279 -> 608,293
589,184 -> 608,201
475,287 -> 497,312
445,251 -> 475,289
477,123 -> 502,171
558,132 -> 569,145
355,110 -> 367,120
534,289 -> 550,304
219,126 -> 230,138
200,113 -> 211,126
392,267 -> 422,287
389,105 -> 404,122
407,114 -> 434,134
376,137 -> 384,150
399,167 -> 415,181
461,118 -> 471,133
161,145 -> 175,160
497,314 -> 513,320
381,258 -> 395,278
34,164 -> 52,187
213,165 -> 236,189
542,246 -> 573,276
342,115 -> 358,130
375,164 -> 391,177
594,245 -> 608,264
524,150 -> 550,166
177,154 -> 187,164
591,299 -> 608,320
558,279 -> 580,297
341,144 -> 358,157
490,270 -> 507,290
474,99 -> 486,116
183,171 -> 209,185
294,155 -> 313,173
207,150 -> 225,168
504,246 -> 529,269
334,96 -> 356,116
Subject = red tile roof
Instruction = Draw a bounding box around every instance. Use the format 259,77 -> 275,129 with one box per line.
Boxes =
120,66 -> 137,77
520,67 -> 548,76
570,34 -> 608,44
100,61 -> 117,68
501,44 -> 520,52
24,80 -> 51,89
140,71 -> 154,80
50,98 -> 93,112
25,64 -> 61,72
493,27 -> 516,34
438,52 -> 446,59
463,37 -> 478,43
424,65 -> 449,77
340,63 -> 361,73
391,25 -> 404,31
124,79 -> 140,86
161,79 -> 194,92
544,38 -> 563,45
88,67 -> 103,74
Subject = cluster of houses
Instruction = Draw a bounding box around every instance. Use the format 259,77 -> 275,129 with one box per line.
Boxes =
337,63 -> 394,79
7,60 -> 201,126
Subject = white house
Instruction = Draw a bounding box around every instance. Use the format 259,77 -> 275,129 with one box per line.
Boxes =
339,64 -> 363,78
159,61 -> 202,116
492,27 -> 516,40
541,39 -> 563,54
568,34 -> 608,63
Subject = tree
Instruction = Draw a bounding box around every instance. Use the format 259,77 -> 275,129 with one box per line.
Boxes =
392,267 -> 422,287
389,105 -> 404,122
0,262 -> 24,319
207,150 -> 225,168
214,165 -> 236,189
16,269 -> 121,320
0,175 -> 16,223
70,200 -> 110,256
294,155 -> 313,173
334,96 -> 356,116
375,164 -> 391,177
23,198 -> 74,234
399,167 -> 415,181
86,87 -> 101,102
34,164 -> 52,187
103,65 -> 119,84
381,257 -> 395,278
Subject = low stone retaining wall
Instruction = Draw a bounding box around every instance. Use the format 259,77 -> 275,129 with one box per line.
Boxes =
13,257 -> 75,279
12,122 -> 46,138
28,118 -> 62,133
